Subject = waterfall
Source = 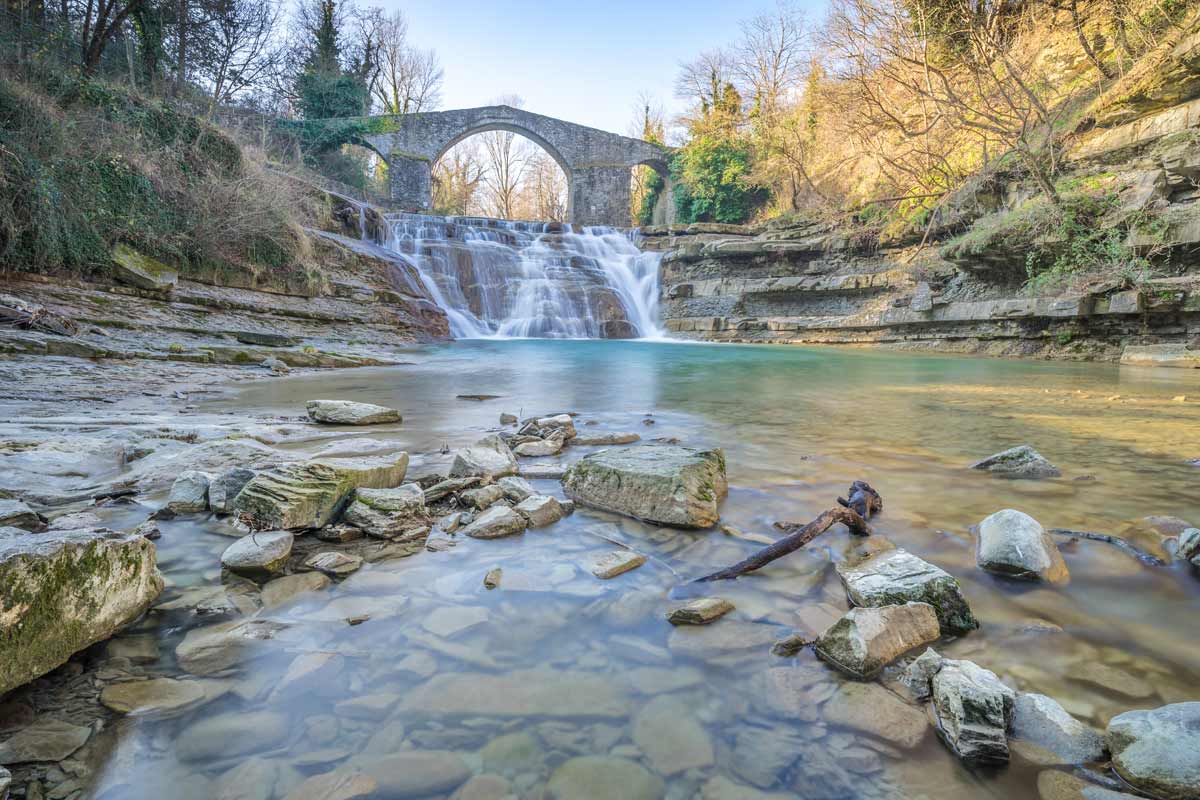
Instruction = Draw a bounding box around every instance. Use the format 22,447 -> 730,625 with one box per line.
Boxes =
372,213 -> 665,340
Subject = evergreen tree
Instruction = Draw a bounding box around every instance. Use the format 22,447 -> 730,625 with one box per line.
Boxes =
294,0 -> 368,119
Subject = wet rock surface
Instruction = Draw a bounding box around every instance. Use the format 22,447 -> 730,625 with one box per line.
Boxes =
977,509 -> 1070,582
305,399 -> 402,425
930,658 -> 1016,764
970,445 -> 1062,479
815,602 -> 941,679
1107,702 -> 1200,800
836,546 -> 979,635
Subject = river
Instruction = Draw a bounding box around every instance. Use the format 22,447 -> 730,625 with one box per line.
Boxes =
75,339 -> 1200,799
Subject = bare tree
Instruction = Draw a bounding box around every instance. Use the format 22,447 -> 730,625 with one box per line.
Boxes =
675,48 -> 735,116
198,0 -> 284,108
432,140 -> 485,215
478,94 -> 533,219
733,0 -> 810,123
518,151 -> 568,222
78,0 -> 144,73
369,9 -> 442,114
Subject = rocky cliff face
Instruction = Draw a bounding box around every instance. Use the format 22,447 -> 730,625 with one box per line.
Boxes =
647,18 -> 1200,365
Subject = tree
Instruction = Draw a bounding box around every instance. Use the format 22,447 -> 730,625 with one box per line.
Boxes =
675,49 -> 735,118
293,0 -> 368,118
432,141 -> 485,216
628,92 -> 666,223
733,0 -> 810,123
369,9 -> 443,114
197,0 -> 283,108
78,0 -> 144,73
518,151 -> 568,222
477,95 -> 533,219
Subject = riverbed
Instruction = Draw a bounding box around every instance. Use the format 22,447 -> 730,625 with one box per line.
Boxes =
9,339 -> 1200,799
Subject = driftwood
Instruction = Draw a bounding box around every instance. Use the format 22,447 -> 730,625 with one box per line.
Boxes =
1049,528 -> 1166,566
0,297 -> 79,337
695,481 -> 882,583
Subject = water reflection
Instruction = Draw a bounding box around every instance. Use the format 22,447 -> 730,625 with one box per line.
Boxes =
88,341 -> 1200,799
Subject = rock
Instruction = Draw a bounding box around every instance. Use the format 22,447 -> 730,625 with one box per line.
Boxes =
815,602 -> 941,679
911,281 -> 934,312
1035,770 -> 1143,800
667,597 -> 734,625
536,414 -> 577,437
1107,703 -> 1200,800
461,505 -> 527,539
500,413 -> 518,425
459,484 -> 506,509
0,766 -> 8,800
449,435 -> 519,480
305,400 -> 401,425
342,484 -> 427,538
836,546 -> 979,635
167,470 -> 211,513
632,695 -> 714,775
977,509 -> 1069,582
304,551 -> 363,577
729,724 -> 805,789
480,731 -> 543,774
0,498 -> 42,530
175,618 -> 289,675
99,678 -> 207,719
1070,662 -> 1156,698
823,681 -> 929,748
483,567 -> 502,588
220,531 -> 293,578
931,658 -> 1016,764
571,432 -> 641,446
771,633 -> 810,657
701,776 -> 793,800
208,468 -> 256,514
515,494 -> 565,527
177,710 -> 290,762
902,647 -> 944,702
262,356 -> 289,374
969,445 -> 1061,479
521,463 -> 568,480
1175,528 -> 1200,565
283,768 -> 376,800
105,634 -> 159,664
1011,693 -> 1106,765
451,775 -> 511,800
358,751 -> 470,798
545,756 -> 664,800
496,476 -> 534,502
592,550 -> 646,578
0,720 -> 91,763
667,620 -> 780,663
111,243 -> 178,290
401,669 -> 631,719
0,529 -> 162,696
421,606 -> 489,637
514,437 -> 564,457
563,445 -> 726,528
232,454 -> 409,530
262,571 -> 331,608
272,652 -> 344,699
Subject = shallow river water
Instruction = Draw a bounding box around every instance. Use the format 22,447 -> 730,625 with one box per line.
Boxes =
88,340 -> 1200,799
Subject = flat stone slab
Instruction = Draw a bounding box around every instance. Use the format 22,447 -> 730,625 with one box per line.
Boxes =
815,602 -> 941,679
306,399 -> 402,425
99,678 -> 207,719
401,670 -> 632,719
0,720 -> 91,763
667,597 -> 734,625
1107,702 -> 1200,799
1011,692 -> 1105,765
461,505 -> 528,539
822,682 -> 929,749
836,545 -> 978,635
592,550 -> 647,578
562,445 -> 727,528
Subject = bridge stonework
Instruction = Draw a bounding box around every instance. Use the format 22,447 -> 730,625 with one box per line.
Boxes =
360,105 -> 669,227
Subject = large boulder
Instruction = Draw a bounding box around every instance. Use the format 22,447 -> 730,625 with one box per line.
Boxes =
1107,702 -> 1200,800
930,658 -> 1016,764
231,453 -> 409,530
449,435 -> 519,480
976,509 -> 1069,583
111,243 -> 178,291
305,400 -> 402,426
969,445 -> 1061,479
342,484 -> 428,538
815,602 -> 941,680
561,445 -> 727,528
836,546 -> 978,635
0,529 -> 163,696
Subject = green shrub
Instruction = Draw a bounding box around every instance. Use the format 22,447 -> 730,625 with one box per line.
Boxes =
671,133 -> 764,224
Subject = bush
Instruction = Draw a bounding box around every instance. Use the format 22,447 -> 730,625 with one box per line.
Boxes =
671,133 -> 764,224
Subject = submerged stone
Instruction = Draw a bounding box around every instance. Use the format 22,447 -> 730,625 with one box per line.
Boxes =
815,602 -> 941,679
0,720 -> 91,763
970,445 -> 1061,479
401,669 -> 632,719
177,710 -> 290,762
592,550 -> 646,578
99,677 -> 207,719
561,445 -> 727,528
305,399 -> 402,425
632,695 -> 714,775
545,756 -> 664,800
667,597 -> 735,625
977,509 -> 1069,582
283,767 -> 376,800
231,453 -> 409,530
0,529 -> 163,696
1107,702 -> 1200,800
1011,692 -> 1106,766
836,546 -> 978,635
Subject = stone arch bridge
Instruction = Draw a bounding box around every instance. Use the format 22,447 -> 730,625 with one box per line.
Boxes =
348,105 -> 669,227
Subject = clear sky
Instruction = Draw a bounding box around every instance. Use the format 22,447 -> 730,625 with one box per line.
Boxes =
392,0 -> 827,136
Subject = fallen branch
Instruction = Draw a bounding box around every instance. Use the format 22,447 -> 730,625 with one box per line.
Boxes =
1049,528 -> 1166,567
695,481 -> 881,583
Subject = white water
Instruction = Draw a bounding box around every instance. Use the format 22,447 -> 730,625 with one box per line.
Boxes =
372,213 -> 665,340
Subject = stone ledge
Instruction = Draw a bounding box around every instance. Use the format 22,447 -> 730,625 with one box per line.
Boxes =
674,269 -> 908,299
1120,343 -> 1200,368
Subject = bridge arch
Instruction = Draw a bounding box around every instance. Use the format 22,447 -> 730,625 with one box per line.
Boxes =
355,105 -> 669,227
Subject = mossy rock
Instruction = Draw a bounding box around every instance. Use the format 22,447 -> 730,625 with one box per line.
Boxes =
111,243 -> 179,290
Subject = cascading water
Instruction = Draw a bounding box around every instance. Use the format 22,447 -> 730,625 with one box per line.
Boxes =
371,213 -> 665,340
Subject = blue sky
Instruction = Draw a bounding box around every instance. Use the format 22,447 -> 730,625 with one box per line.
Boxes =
394,0 -> 827,135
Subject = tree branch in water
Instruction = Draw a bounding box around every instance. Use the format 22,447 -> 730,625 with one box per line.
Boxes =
1049,528 -> 1166,567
